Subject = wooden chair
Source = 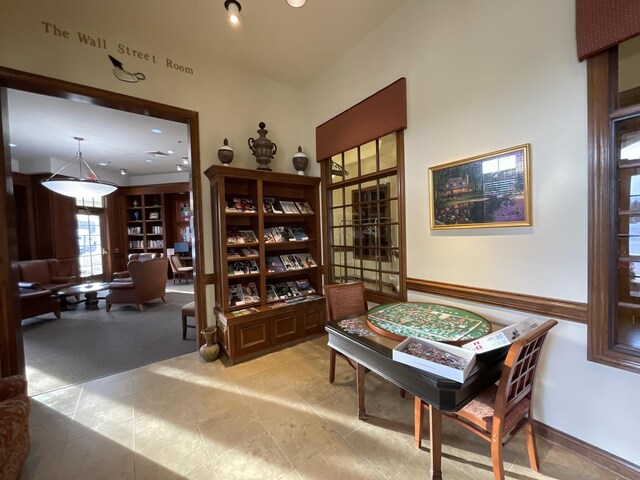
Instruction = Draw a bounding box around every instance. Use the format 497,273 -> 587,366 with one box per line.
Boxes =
169,255 -> 193,285
414,319 -> 558,480
324,281 -> 369,383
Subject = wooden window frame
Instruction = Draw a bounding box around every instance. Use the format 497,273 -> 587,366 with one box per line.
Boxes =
588,48 -> 640,373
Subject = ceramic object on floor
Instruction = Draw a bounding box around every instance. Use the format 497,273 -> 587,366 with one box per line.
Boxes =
199,329 -> 219,362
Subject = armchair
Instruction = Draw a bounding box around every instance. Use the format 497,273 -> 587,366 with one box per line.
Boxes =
112,253 -> 162,281
0,375 -> 30,480
17,258 -> 76,293
106,256 -> 168,312
169,255 -> 193,284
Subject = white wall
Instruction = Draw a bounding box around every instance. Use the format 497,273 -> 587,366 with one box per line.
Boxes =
304,0 -> 639,466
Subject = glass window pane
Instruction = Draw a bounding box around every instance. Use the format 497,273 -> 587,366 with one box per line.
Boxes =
330,154 -> 345,184
331,188 -> 344,207
618,36 -> 640,108
619,216 -> 640,257
344,148 -> 359,180
332,249 -> 345,266
333,266 -> 346,283
343,204 -> 354,226
360,140 -> 377,175
379,133 -> 397,171
331,227 -> 344,246
346,250 -> 361,269
331,207 -> 345,228
381,174 -> 397,199
345,183 -> 358,207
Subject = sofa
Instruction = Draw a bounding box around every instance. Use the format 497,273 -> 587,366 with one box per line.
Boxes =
0,375 -> 30,480
19,287 -> 60,320
106,256 -> 168,312
17,258 -> 76,293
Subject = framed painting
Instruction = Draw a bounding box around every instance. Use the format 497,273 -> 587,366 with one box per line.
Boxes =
429,144 -> 531,229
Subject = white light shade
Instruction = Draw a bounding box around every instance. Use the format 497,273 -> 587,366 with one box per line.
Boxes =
287,0 -> 306,6
41,178 -> 118,198
228,2 -> 240,24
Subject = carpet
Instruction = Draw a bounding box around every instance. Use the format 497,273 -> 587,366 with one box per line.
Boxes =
22,288 -> 197,396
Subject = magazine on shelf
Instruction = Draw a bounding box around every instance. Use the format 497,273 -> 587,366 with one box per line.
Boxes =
461,318 -> 541,355
225,199 -> 236,213
270,227 -> 284,243
295,279 -> 316,294
279,200 -> 300,214
265,284 -> 279,302
231,261 -> 251,275
263,196 -> 283,214
242,282 -> 261,303
280,255 -> 294,270
240,246 -> 259,257
227,228 -> 244,244
266,256 -> 286,272
227,248 -> 242,259
274,282 -> 293,298
233,197 -> 257,213
239,230 -> 258,243
286,281 -> 302,296
290,226 -> 309,241
228,307 -> 260,317
248,259 -> 259,273
295,201 -> 314,214
280,226 -> 295,241
295,253 -> 316,268
264,229 -> 275,243
393,337 -> 477,383
289,254 -> 305,270
228,284 -> 245,306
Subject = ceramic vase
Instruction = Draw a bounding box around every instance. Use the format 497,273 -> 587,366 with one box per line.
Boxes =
217,138 -> 234,166
292,146 -> 309,175
199,329 -> 220,362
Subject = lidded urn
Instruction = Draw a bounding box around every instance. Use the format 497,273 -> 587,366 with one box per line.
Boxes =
292,146 -> 309,175
217,138 -> 234,166
248,122 -> 277,171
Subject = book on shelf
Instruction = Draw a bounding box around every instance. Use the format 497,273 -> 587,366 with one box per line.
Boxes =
279,200 -> 300,214
289,226 -> 309,241
228,284 -> 245,306
286,281 -> 302,296
242,282 -> 261,303
295,279 -> 316,295
240,246 -> 259,257
227,248 -> 242,259
265,284 -> 279,302
274,282 -> 293,299
263,196 -> 283,214
232,197 -> 257,213
148,212 -> 160,220
295,201 -> 314,214
239,230 -> 258,243
266,256 -> 286,272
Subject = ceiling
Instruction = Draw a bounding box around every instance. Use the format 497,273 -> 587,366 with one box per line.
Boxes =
6,0 -> 405,177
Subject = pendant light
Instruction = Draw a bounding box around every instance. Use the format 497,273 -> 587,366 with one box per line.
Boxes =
41,137 -> 118,198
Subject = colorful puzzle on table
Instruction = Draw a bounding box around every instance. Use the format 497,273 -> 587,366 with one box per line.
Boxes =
366,303 -> 491,342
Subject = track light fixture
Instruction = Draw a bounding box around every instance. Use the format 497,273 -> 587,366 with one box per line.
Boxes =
120,168 -> 127,175
224,0 -> 241,25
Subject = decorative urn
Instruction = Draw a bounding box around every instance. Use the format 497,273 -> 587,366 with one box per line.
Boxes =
292,146 -> 309,175
248,122 -> 277,171
217,138 -> 234,166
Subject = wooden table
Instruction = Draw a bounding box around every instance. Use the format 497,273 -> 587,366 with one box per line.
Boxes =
57,282 -> 110,311
326,316 -> 506,479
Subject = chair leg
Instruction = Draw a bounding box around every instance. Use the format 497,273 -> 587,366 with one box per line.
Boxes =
491,435 -> 505,480
106,303 -> 111,312
161,296 -> 167,303
525,420 -> 540,472
414,396 -> 424,448
329,348 -> 336,383
137,304 -> 144,312
182,314 -> 187,340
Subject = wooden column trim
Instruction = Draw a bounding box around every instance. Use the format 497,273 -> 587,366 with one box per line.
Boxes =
407,278 -> 587,323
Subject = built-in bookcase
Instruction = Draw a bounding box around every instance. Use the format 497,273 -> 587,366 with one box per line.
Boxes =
205,165 -> 325,363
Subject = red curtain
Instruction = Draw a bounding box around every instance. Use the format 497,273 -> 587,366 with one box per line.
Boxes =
577,0 -> 640,60
315,78 -> 407,162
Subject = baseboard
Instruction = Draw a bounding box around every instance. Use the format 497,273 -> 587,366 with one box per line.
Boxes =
533,420 -> 640,479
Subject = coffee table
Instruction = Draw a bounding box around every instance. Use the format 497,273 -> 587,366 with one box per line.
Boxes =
57,282 -> 110,311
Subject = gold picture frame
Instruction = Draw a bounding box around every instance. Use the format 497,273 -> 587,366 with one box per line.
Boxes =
429,144 -> 532,229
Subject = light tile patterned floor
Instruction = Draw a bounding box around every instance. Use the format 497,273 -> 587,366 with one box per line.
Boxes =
20,335 -> 625,480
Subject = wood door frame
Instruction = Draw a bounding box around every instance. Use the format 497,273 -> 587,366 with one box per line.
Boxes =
0,66 -> 206,377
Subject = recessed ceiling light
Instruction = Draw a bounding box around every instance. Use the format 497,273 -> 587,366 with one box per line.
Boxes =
9,143 -> 17,148
98,162 -> 108,166
182,157 -> 189,165
167,150 -> 175,154
145,159 -> 153,163
151,128 -> 163,134
287,0 -> 306,6
120,169 -> 127,175
176,164 -> 183,171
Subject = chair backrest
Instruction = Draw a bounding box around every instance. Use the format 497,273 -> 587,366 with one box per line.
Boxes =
494,319 -> 557,425
128,257 -> 168,292
129,253 -> 161,262
323,281 -> 368,322
169,255 -> 183,273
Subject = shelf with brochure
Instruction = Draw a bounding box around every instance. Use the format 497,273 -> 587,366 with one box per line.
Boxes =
205,165 -> 325,364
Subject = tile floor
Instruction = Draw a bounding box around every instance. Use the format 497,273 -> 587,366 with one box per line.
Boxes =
20,335 -> 625,480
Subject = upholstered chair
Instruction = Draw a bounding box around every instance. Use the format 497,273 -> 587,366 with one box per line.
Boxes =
106,256 -> 168,312
169,255 -> 193,285
0,375 -> 30,480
